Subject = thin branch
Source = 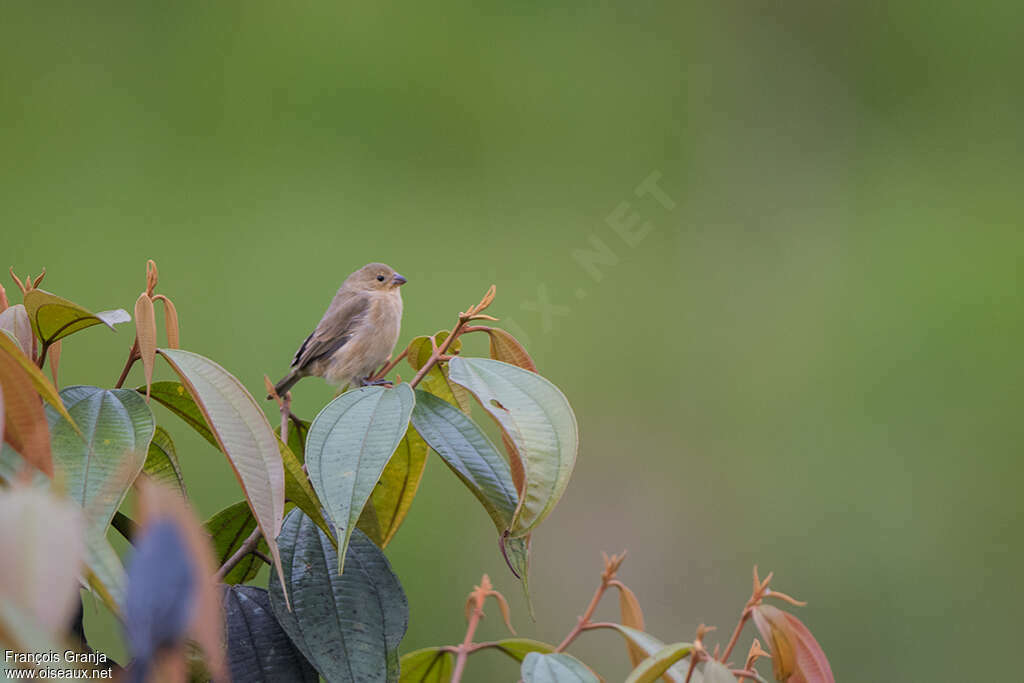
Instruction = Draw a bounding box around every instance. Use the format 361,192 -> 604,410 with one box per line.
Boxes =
408,286 -> 496,389
719,607 -> 752,664
114,339 -> 141,389
450,602 -> 484,683
214,527 -> 263,582
369,349 -> 408,382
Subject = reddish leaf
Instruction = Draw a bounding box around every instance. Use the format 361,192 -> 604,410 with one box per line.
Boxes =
617,583 -> 648,668
752,605 -> 833,683
486,328 -> 538,372
0,304 -> 34,358
154,295 -> 180,349
0,347 -> 52,477
48,340 -> 60,387
135,293 -> 157,399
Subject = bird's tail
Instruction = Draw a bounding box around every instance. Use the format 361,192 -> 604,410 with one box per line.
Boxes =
270,370 -> 301,399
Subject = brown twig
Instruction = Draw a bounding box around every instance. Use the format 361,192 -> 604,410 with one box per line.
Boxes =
449,575 -> 513,683
720,566 -> 803,664
214,527 -> 262,582
368,349 -> 409,383
408,286 -> 496,389
554,552 -> 627,652
114,339 -> 141,389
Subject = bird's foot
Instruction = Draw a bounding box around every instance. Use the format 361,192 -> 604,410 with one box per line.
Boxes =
359,378 -> 394,387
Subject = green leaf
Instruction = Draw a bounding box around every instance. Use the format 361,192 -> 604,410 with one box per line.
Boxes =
47,386 -> 154,532
406,333 -> 471,412
521,652 -> 598,683
489,638 -> 555,662
624,643 -> 695,683
0,304 -> 34,356
305,384 -> 414,572
449,358 -> 578,537
143,425 -> 186,495
278,435 -> 335,546
410,390 -> 517,532
205,501 -> 271,584
357,425 -> 429,547
0,330 -> 78,431
23,289 -> 130,346
269,508 -> 408,683
157,348 -> 288,604
82,526 -> 127,612
595,624 -> 689,683
276,418 -> 310,463
399,648 -> 454,683
144,381 -> 218,448
503,534 -> 534,614
701,661 -> 737,683
223,585 -> 318,682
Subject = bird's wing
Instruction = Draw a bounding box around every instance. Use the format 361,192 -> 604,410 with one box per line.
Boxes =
291,292 -> 371,370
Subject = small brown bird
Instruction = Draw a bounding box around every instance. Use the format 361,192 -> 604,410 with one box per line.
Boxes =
272,263 -> 406,397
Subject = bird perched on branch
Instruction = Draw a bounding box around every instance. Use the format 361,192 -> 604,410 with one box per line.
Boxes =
271,263 -> 406,397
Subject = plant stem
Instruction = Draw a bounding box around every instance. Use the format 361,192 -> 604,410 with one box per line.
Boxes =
409,321 -> 468,388
719,606 -> 752,663
114,339 -> 141,389
369,349 -> 408,382
554,579 -> 611,652
450,603 -> 484,683
683,651 -> 700,683
36,342 -> 49,369
214,527 -> 262,582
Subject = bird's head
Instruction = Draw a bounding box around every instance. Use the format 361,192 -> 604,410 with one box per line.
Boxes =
352,262 -> 407,292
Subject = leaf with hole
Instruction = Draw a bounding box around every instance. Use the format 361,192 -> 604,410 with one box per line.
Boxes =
157,349 -> 288,604
449,358 -> 578,537
269,509 -> 408,683
305,384 -> 414,572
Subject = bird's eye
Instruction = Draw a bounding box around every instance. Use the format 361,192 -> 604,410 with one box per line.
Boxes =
377,275 -> 385,282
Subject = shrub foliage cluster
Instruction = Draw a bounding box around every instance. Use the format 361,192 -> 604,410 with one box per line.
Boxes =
0,263 -> 833,682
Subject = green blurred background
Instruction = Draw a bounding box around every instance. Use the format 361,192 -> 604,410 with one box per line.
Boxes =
4,1 -> 1022,680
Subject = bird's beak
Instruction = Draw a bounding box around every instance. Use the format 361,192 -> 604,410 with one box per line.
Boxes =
392,273 -> 407,286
